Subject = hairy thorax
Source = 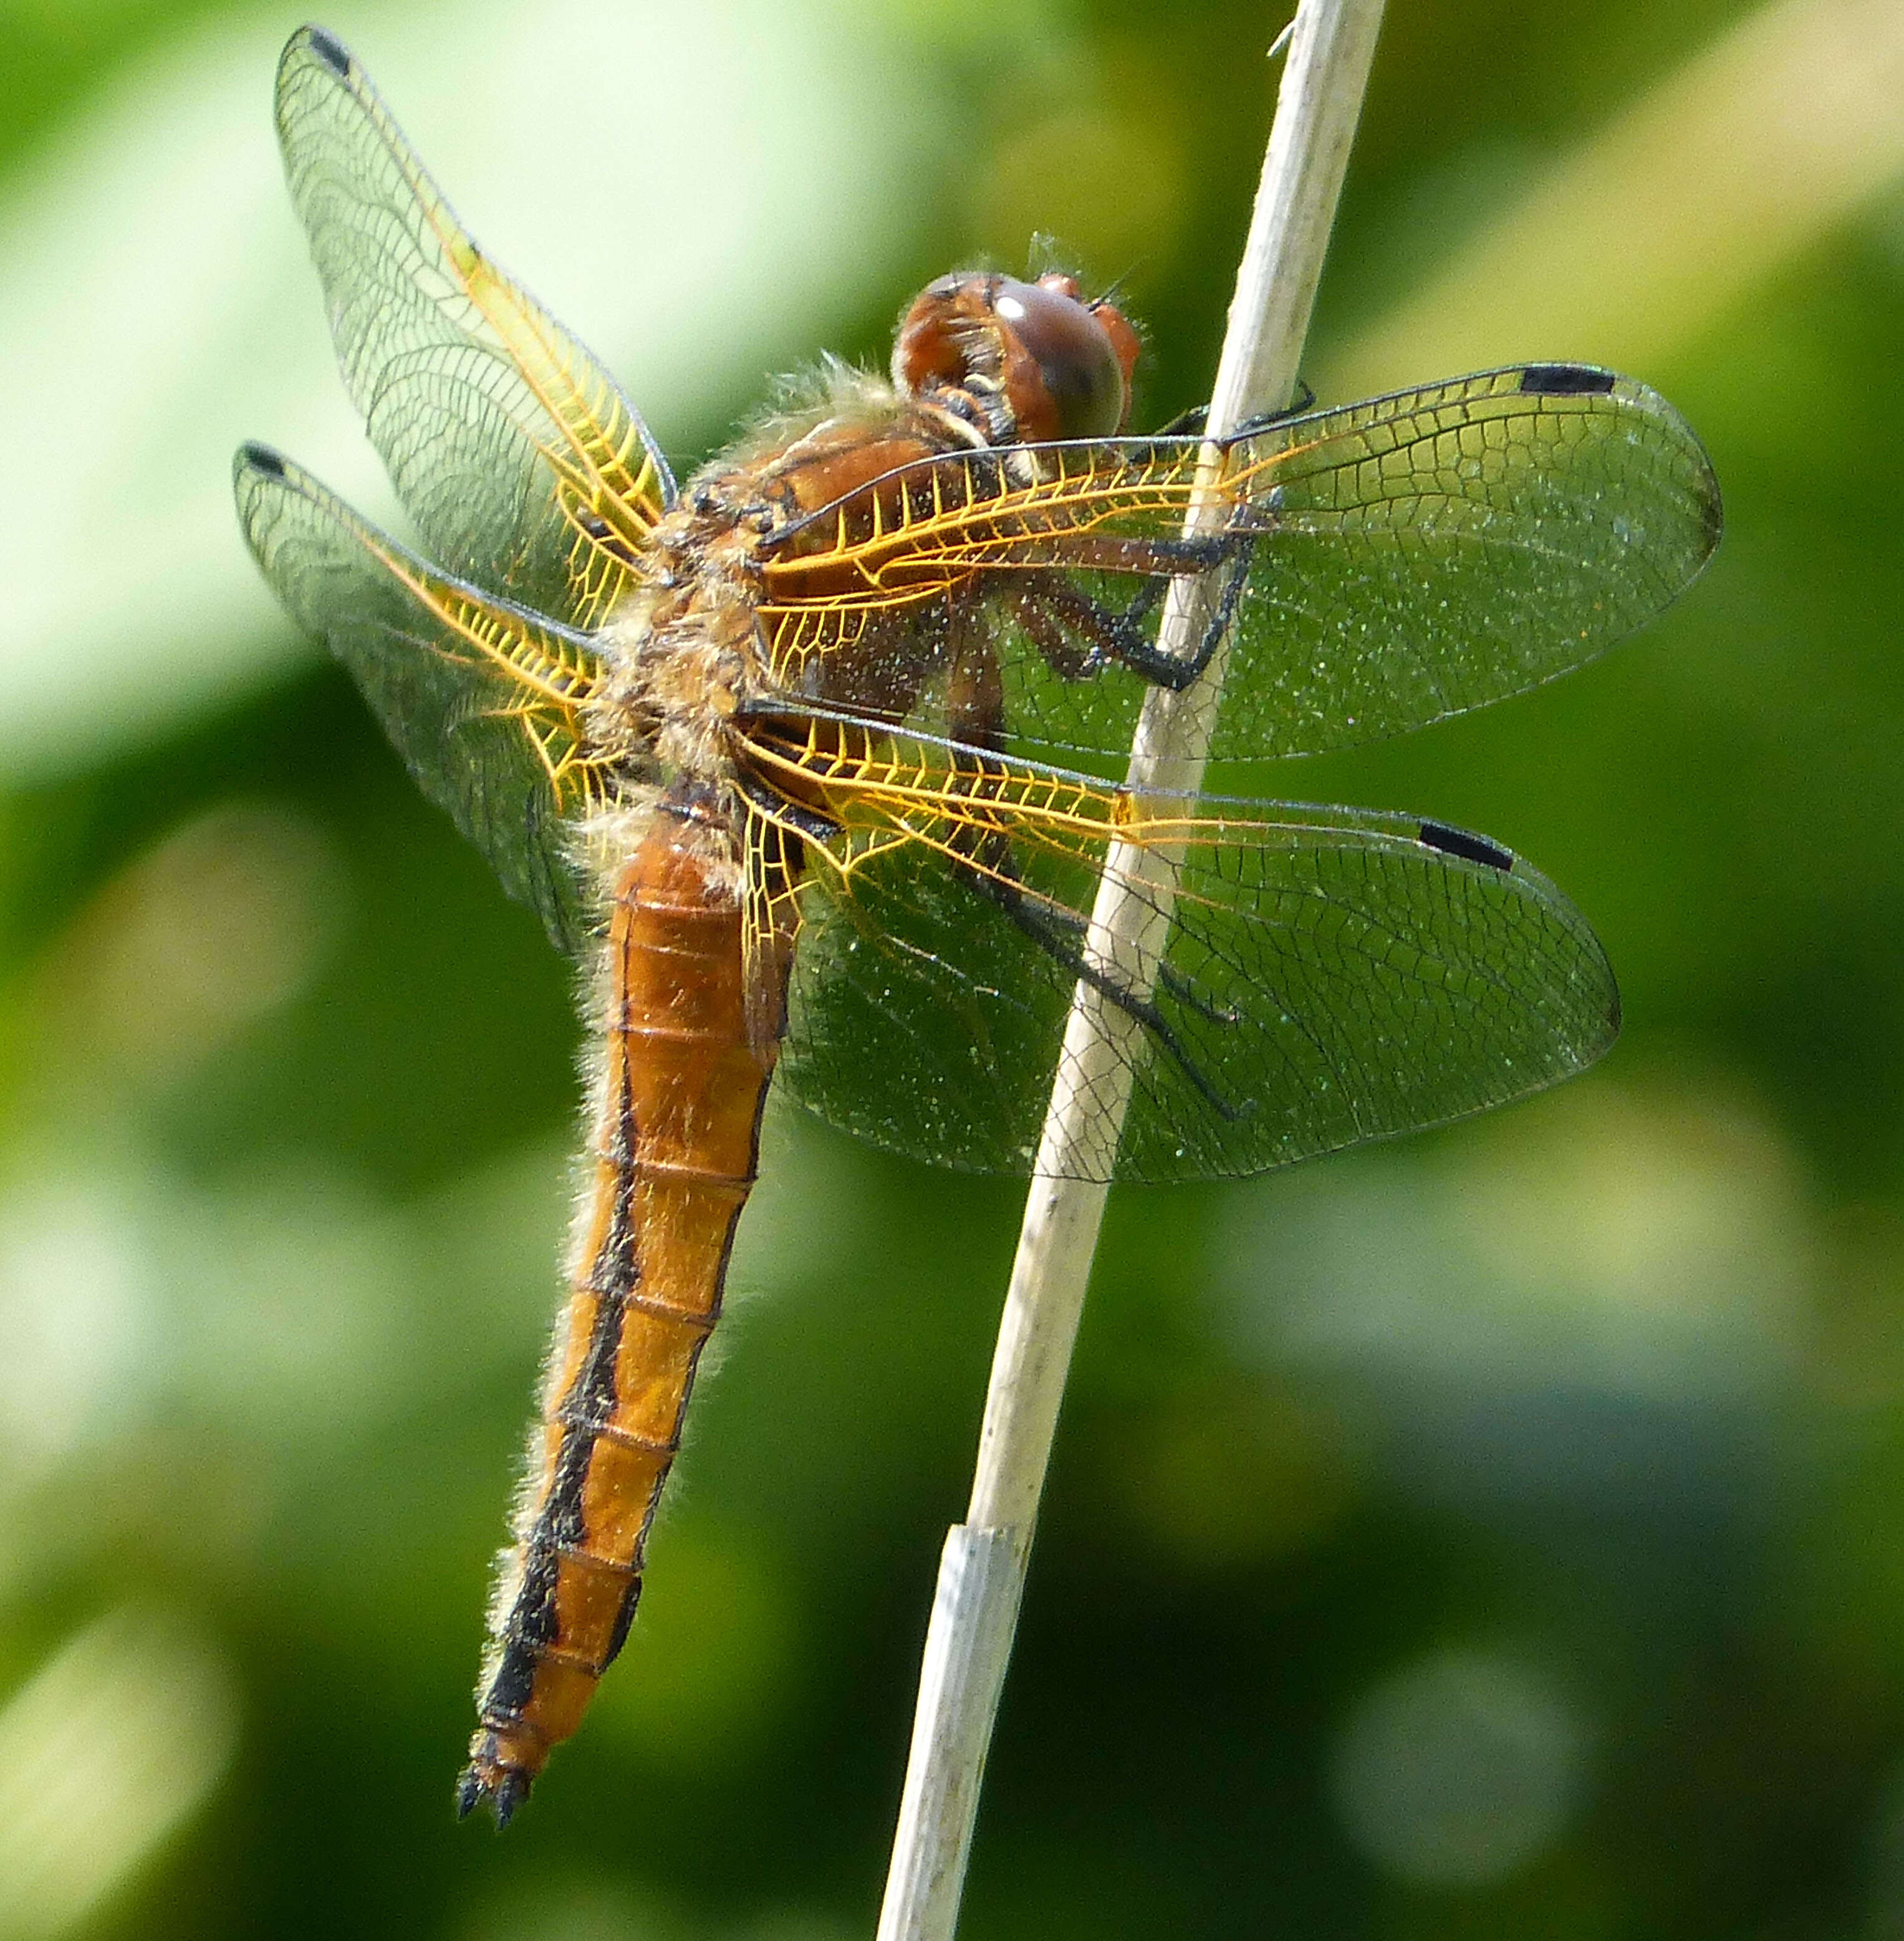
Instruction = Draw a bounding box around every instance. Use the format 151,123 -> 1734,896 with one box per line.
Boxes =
587,369 -> 976,797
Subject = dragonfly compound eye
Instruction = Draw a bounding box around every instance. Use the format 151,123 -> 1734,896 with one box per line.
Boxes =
990,276 -> 1130,441
892,271 -> 1138,443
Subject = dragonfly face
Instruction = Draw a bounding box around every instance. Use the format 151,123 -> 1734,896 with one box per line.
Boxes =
893,270 -> 1142,443
234,26 -> 1720,1822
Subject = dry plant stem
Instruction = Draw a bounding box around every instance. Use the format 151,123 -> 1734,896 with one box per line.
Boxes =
874,4 -> 1388,1937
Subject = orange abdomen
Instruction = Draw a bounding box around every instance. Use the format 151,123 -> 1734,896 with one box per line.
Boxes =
458,801 -> 776,1823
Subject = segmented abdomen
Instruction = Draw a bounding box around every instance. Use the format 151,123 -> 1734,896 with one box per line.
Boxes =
458,801 -> 776,1824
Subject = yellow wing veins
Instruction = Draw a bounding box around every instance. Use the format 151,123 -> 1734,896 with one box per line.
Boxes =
348,515 -> 613,817
742,716 -> 1231,908
322,42 -> 666,624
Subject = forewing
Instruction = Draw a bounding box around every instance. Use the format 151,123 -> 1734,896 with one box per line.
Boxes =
1203,364 -> 1721,757
276,26 -> 672,628
757,366 -> 1719,765
757,724 -> 1618,1182
234,442 -> 607,954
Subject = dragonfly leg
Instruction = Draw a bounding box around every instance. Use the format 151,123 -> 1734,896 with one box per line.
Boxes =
1004,581 -> 1096,681
1090,539 -> 1253,691
950,832 -> 1247,1124
981,863 -> 1238,1028
1009,571 -> 1163,682
1151,380 -> 1314,442
1014,537 -> 1254,693
1221,376 -> 1317,438
935,631 -> 1245,1119
731,765 -> 843,847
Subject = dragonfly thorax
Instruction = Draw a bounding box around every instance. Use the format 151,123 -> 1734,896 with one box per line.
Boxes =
593,575 -> 757,793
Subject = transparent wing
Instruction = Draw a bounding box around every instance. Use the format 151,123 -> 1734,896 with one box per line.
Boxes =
757,365 -> 1720,765
745,716 -> 1618,1182
234,441 -> 608,954
276,26 -> 673,628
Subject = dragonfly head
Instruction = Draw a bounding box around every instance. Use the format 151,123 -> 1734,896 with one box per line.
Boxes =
893,271 -> 1140,445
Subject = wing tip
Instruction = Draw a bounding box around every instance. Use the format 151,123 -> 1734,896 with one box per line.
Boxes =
234,440 -> 287,483
1517,362 -> 1617,397
1523,360 -> 1726,569
1695,451 -> 1726,558
287,24 -> 353,79
1418,819 -> 1514,873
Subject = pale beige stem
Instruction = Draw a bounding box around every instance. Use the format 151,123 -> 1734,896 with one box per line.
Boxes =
874,4 -> 1388,1937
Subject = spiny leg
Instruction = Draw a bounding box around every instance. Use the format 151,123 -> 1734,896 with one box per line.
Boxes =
979,854 -> 1238,1029
935,611 -> 1246,1118
956,836 -> 1248,1124
1017,534 -> 1257,691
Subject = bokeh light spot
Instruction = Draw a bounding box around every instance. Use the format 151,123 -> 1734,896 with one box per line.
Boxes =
41,800 -> 346,1094
0,1174 -> 151,1467
1329,1646 -> 1587,1887
0,1607 -> 238,1940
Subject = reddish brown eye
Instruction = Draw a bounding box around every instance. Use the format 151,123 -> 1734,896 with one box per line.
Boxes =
991,276 -> 1127,439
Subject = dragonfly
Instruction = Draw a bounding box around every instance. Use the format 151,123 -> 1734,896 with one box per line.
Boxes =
234,26 -> 1720,1826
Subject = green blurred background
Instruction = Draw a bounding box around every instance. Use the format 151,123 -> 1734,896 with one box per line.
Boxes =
3,0 -> 1903,1934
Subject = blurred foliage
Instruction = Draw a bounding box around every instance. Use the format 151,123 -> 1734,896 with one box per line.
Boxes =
1,1 -> 1903,1937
